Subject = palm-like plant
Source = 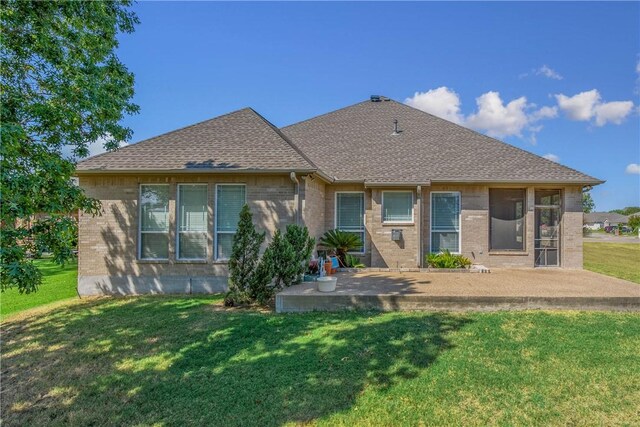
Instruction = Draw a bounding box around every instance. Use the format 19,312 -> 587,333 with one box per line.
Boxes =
319,229 -> 363,266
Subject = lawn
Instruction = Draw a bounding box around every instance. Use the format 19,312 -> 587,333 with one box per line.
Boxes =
0,259 -> 79,318
2,298 -> 638,426
584,242 -> 640,284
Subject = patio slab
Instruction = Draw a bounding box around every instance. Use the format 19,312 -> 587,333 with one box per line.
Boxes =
275,269 -> 640,313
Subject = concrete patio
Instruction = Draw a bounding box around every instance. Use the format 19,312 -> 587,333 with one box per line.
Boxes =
276,269 -> 640,313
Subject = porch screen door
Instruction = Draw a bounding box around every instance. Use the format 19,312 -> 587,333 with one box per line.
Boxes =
535,190 -> 561,266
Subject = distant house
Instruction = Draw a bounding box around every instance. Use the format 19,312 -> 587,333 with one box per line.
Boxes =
583,212 -> 629,230
75,96 -> 603,296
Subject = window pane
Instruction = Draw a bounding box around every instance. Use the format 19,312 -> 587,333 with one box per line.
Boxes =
140,185 -> 169,232
431,232 -> 459,253
383,192 -> 413,222
217,185 -> 246,232
535,190 -> 561,206
431,193 -> 460,231
337,193 -> 364,230
179,233 -> 207,259
216,233 -> 234,260
141,233 -> 169,259
490,189 -> 525,250
178,185 -> 207,232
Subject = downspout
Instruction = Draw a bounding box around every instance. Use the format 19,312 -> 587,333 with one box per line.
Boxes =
417,185 -> 422,268
290,172 -> 300,225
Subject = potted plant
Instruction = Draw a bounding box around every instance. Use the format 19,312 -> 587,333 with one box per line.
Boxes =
319,229 -> 363,267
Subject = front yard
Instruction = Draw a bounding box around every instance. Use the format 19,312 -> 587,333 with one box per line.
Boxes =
2,297 -> 639,426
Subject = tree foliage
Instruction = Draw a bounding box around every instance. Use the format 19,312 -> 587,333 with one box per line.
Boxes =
628,215 -> 640,232
609,207 -> 640,216
582,191 -> 595,214
270,225 -> 315,290
1,0 -> 139,293
319,229 -> 363,266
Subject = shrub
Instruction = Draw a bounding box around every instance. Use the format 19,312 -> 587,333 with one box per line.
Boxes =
344,253 -> 365,268
426,250 -> 471,269
319,229 -> 363,267
225,204 -> 273,306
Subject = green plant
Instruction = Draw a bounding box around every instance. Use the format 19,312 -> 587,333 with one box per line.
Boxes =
628,214 -> 640,233
426,250 -> 472,269
344,253 -> 365,268
319,229 -> 363,267
226,205 -> 273,306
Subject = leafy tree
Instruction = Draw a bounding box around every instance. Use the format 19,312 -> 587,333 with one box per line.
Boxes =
609,207 -> 640,216
319,229 -> 363,267
283,224 -> 315,279
1,1 -> 139,293
269,225 -> 315,291
628,215 -> 640,233
226,204 -> 269,305
582,191 -> 595,213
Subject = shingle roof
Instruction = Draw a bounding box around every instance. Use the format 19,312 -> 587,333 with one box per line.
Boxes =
282,98 -> 603,185
76,108 -> 316,173
584,212 -> 629,224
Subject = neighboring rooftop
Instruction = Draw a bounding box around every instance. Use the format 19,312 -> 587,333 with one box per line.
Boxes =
282,97 -> 602,185
76,108 -> 316,173
584,212 -> 630,224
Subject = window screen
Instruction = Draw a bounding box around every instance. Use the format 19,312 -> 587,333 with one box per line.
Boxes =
215,185 -> 246,260
382,192 -> 413,222
490,189 -> 525,251
177,184 -> 208,259
431,192 -> 460,253
139,184 -> 170,259
336,192 -> 365,252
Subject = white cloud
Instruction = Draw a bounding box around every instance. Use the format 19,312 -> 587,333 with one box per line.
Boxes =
465,92 -> 530,137
62,134 -> 128,160
536,65 -> 563,80
555,89 -> 634,126
626,163 -> 640,175
543,153 -> 560,163
404,87 -> 463,124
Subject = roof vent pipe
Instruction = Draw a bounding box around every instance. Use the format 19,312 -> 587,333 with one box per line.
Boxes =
392,119 -> 401,135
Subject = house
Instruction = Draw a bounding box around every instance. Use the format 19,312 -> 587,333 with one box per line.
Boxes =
75,96 -> 603,295
583,212 -> 629,230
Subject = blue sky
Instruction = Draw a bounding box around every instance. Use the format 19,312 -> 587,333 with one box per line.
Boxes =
110,1 -> 639,211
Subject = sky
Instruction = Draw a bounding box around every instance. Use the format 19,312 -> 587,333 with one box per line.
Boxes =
106,1 -> 639,212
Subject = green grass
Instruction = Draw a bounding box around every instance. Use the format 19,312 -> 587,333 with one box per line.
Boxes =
0,259 -> 79,318
2,298 -> 638,426
584,242 -> 640,283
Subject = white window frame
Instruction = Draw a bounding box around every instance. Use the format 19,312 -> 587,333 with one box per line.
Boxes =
429,191 -> 461,254
138,183 -> 170,261
334,191 -> 366,254
382,190 -> 414,224
214,183 -> 247,261
176,183 -> 208,261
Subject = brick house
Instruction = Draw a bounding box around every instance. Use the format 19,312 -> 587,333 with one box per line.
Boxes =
76,97 -> 602,295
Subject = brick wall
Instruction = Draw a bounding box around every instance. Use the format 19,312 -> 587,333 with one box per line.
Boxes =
562,186 -> 584,269
78,173 -> 297,295
301,176 -> 326,245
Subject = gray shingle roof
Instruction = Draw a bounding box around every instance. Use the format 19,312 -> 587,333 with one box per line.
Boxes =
76,108 -> 316,173
282,98 -> 603,185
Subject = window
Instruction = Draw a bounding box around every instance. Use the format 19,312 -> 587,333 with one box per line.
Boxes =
336,192 -> 365,253
139,184 -> 170,260
382,191 -> 413,223
490,189 -> 526,251
215,184 -> 246,260
177,184 -> 208,260
430,192 -> 460,253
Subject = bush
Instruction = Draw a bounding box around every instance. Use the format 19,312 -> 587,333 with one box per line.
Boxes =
319,229 -> 363,267
344,253 -> 365,268
426,250 -> 471,269
225,205 -> 273,306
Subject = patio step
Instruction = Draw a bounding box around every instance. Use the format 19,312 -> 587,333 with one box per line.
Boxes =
275,294 -> 640,313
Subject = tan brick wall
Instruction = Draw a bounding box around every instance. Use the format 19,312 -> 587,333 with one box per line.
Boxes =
301,177 -> 326,246
78,174 -> 297,293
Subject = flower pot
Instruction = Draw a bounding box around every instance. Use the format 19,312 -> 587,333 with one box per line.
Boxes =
316,276 -> 337,292
324,261 -> 333,275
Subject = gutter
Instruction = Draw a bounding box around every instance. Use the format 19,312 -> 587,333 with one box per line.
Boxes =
74,168 -> 318,176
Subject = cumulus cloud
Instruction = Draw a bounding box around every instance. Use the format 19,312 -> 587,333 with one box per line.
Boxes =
404,87 -> 463,124
626,163 -> 640,175
62,134 -> 128,160
555,89 -> 634,126
542,153 -> 560,163
405,88 -> 557,141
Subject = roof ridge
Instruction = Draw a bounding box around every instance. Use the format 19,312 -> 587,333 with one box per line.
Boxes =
246,108 -> 318,171
76,107 -> 254,165
393,99 -> 603,184
281,98 -> 372,130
